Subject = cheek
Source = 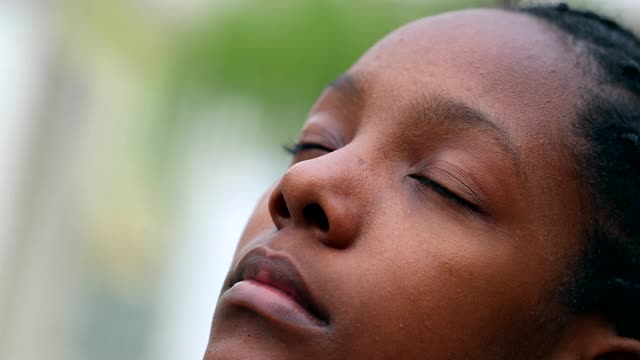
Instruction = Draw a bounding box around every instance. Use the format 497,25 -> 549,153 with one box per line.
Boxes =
331,216 -> 563,357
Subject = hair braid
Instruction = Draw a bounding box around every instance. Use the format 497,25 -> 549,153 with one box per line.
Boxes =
521,3 -> 640,339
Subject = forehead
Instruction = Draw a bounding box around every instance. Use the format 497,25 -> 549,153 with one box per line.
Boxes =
340,9 -> 581,141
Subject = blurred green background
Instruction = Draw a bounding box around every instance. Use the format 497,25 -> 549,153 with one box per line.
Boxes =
0,0 -> 637,359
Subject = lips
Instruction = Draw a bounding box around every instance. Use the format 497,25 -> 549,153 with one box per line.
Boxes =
223,247 -> 328,329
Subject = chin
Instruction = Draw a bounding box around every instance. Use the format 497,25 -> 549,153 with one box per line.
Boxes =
204,337 -> 297,360
206,308 -> 316,360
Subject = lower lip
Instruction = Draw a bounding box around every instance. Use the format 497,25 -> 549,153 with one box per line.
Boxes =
223,280 -> 326,329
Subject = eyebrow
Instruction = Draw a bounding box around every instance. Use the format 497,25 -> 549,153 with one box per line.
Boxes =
407,94 -> 524,177
327,73 -> 364,100
326,74 -> 523,177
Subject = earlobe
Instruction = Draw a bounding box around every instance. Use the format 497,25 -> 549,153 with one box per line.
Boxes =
552,312 -> 640,360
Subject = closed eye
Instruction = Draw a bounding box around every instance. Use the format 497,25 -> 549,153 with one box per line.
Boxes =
409,174 -> 483,214
284,142 -> 333,155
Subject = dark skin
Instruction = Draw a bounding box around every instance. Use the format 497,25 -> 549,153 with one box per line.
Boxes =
206,9 -> 640,359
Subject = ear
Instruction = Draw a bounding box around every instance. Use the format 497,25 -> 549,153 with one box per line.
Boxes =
552,312 -> 640,359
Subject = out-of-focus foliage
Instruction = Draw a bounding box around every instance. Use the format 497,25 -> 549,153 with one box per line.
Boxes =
181,1 -> 491,104
169,0 -> 494,143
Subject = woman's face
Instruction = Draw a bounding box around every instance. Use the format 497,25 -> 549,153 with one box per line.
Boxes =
207,9 -> 588,360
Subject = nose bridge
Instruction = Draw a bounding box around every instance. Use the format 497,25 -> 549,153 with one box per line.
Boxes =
269,148 -> 370,249
288,149 -> 358,194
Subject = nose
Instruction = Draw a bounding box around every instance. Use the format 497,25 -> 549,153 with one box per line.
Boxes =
267,156 -> 361,249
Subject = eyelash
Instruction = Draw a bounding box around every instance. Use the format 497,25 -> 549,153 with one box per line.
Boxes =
284,142 -> 333,155
409,175 -> 482,214
284,143 -> 482,215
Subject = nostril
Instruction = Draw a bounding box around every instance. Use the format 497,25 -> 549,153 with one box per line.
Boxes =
274,193 -> 291,219
303,204 -> 329,232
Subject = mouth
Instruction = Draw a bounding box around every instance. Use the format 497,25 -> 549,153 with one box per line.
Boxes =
222,247 -> 329,329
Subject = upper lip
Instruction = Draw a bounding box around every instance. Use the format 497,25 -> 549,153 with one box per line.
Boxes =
226,247 -> 329,324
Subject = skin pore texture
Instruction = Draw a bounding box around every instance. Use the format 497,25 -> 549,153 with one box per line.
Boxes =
205,9 -> 624,360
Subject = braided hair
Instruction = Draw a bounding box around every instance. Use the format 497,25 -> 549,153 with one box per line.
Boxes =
519,3 -> 640,339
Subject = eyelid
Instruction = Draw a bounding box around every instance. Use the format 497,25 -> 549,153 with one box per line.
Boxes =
284,142 -> 333,155
298,120 -> 344,150
425,162 -> 487,204
287,122 -> 343,159
413,162 -> 491,217
410,174 -> 483,214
